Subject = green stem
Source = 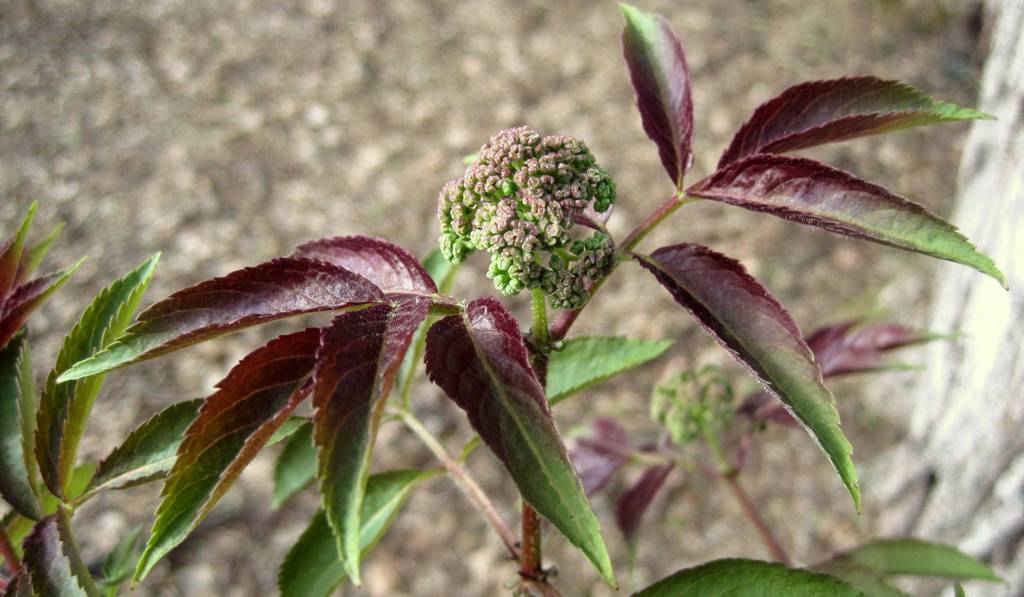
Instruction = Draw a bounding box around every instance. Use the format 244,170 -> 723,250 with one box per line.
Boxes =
396,409 -> 520,560
521,288 -> 550,582
530,289 -> 550,348
0,526 -> 20,574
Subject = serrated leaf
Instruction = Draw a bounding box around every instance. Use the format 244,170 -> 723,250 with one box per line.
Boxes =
2,571 -> 32,597
100,525 -> 142,585
0,259 -> 84,353
58,257 -> 385,382
272,422 -> 315,509
35,255 -> 159,499
83,399 -> 202,499
134,329 -> 320,581
425,297 -> 616,586
0,202 -> 36,299
313,299 -> 429,584
0,332 -> 41,519
638,244 -> 859,508
615,463 -> 672,544
620,4 -> 694,189
278,469 -> 435,597
547,336 -> 672,405
21,508 -> 99,597
15,224 -> 63,288
817,538 -> 1002,582
570,418 -> 633,496
293,236 -> 438,298
636,559 -> 865,596
718,76 -> 991,168
688,155 -> 1006,288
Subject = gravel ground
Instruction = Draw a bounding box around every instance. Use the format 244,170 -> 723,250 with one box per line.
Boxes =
1,0 -> 987,595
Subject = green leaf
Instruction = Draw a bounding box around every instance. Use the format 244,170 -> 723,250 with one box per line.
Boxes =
546,336 -> 672,404
955,583 -> 966,597
83,399 -> 202,499
817,538 -> 1002,582
636,558 -> 865,596
425,298 -> 616,587
278,469 -> 436,597
100,525 -> 142,585
0,201 -> 36,298
272,421 -> 316,509
0,332 -> 41,519
134,329 -> 319,581
35,255 -> 159,499
21,508 -> 99,597
16,223 -> 63,286
0,258 -> 84,353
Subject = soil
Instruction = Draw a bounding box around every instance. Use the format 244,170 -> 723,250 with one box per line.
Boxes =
0,0 -> 987,595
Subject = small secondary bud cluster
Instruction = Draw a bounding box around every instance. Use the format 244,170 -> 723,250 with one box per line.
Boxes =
651,366 -> 735,447
437,126 -> 616,309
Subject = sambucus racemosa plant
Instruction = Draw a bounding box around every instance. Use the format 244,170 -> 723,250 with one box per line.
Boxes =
0,4 -> 1008,595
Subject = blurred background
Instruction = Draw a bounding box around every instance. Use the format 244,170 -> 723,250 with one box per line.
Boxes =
0,0 -> 1007,595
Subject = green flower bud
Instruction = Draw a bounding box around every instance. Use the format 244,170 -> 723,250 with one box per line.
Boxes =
651,365 -> 734,447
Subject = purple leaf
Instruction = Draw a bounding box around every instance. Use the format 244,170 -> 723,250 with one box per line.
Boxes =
621,4 -> 694,189
313,298 -> 429,584
638,243 -> 858,508
688,155 -> 1006,288
59,257 -> 384,382
0,260 -> 83,352
615,463 -> 673,544
134,329 -> 320,581
294,236 -> 438,298
425,297 -> 615,586
0,203 -> 35,301
21,509 -> 98,596
571,418 -> 633,496
718,76 -> 991,168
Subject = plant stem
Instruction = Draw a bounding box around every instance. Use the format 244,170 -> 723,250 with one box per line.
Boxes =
521,288 -> 550,581
548,194 -> 699,342
0,526 -> 20,574
721,473 -> 790,565
396,409 -> 520,561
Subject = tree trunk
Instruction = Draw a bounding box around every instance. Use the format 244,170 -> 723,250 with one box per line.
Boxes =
872,0 -> 1024,594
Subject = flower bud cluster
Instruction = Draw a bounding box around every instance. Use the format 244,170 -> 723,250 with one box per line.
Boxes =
651,366 -> 735,447
437,126 -> 616,308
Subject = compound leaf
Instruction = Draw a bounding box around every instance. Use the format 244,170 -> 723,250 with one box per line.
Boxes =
59,257 -> 384,382
278,469 -> 436,597
35,255 -> 159,499
620,3 -> 694,189
688,155 -> 1006,288
547,336 -> 672,404
719,76 -> 991,168
636,559 -> 864,596
313,298 -> 429,584
425,297 -> 615,587
638,244 -> 858,508
293,236 -> 438,298
0,332 -> 41,519
134,329 -> 320,581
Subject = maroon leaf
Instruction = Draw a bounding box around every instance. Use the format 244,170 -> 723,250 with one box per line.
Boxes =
638,243 -> 858,507
621,5 -> 694,189
737,390 -> 801,428
59,257 -> 384,382
571,418 -> 633,496
313,298 -> 429,584
0,202 -> 36,301
0,260 -> 82,351
615,463 -> 673,544
688,155 -> 1006,288
718,76 -> 991,169
293,236 -> 438,298
134,328 -> 320,580
21,509 -> 98,596
425,297 -> 615,584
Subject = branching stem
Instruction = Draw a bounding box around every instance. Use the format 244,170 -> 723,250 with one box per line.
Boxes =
721,473 -> 791,565
396,409 -> 520,561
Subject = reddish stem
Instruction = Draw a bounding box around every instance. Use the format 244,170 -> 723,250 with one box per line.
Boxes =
0,527 -> 20,574
520,504 -> 544,580
721,473 -> 790,564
